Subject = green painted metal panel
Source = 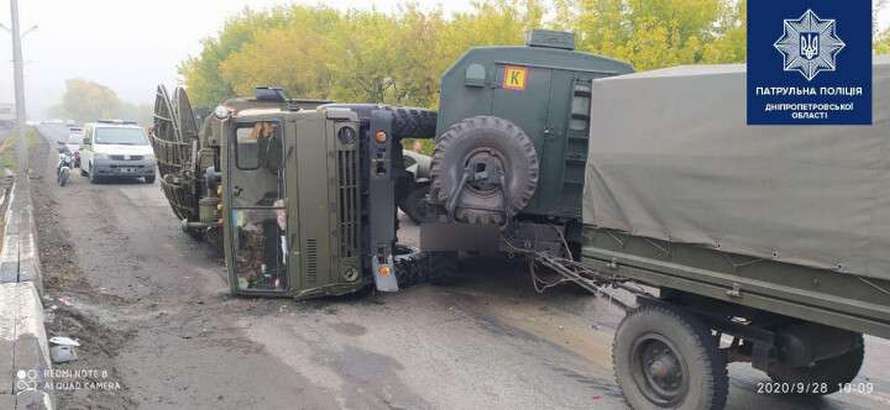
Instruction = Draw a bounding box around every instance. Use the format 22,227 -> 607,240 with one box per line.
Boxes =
581,228 -> 890,339
437,44 -> 633,220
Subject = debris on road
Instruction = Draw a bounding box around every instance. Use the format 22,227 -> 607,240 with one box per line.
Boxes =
48,336 -> 80,363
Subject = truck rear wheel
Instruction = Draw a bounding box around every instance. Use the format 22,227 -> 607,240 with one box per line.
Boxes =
429,116 -> 539,224
767,333 -> 864,395
613,304 -> 728,410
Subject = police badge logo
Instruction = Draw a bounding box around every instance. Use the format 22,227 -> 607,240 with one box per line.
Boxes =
773,9 -> 845,81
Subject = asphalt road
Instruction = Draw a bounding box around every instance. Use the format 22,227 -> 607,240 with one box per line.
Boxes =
32,123 -> 890,409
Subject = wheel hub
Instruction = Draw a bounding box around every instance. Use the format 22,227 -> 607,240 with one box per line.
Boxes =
463,149 -> 505,194
631,335 -> 689,406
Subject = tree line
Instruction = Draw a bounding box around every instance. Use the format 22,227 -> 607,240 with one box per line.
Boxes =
180,0 -> 890,110
49,79 -> 152,125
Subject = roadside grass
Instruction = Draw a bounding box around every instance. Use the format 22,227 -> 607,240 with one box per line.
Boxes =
0,128 -> 39,171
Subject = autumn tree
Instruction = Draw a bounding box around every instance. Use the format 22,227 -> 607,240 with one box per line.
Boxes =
52,79 -> 123,123
878,29 -> 890,54
219,6 -> 341,100
49,79 -> 153,125
555,0 -> 746,70
179,0 -> 886,111
178,7 -> 293,107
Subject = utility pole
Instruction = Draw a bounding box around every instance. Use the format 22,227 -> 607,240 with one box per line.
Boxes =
9,0 -> 26,172
10,0 -> 24,127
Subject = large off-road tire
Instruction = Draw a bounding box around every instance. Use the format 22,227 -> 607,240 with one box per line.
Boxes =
388,106 -> 437,139
767,333 -> 864,395
398,182 -> 436,224
613,304 -> 728,410
319,104 -> 437,139
393,245 -> 427,287
183,226 -> 205,241
429,116 -> 539,225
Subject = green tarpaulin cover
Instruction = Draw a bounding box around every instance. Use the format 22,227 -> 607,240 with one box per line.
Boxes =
583,56 -> 890,280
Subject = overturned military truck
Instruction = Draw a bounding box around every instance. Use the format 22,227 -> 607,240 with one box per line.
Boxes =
423,30 -> 890,409
149,87 -> 441,299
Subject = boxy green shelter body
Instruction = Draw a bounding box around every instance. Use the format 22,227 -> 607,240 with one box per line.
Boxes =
436,31 -> 633,220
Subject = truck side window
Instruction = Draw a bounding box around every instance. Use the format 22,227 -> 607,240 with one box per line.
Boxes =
235,122 -> 280,170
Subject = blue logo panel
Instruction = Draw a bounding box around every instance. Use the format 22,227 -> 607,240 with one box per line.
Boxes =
748,0 -> 872,125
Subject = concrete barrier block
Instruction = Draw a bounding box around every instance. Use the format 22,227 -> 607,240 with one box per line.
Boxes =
0,282 -> 52,409
0,183 -> 18,284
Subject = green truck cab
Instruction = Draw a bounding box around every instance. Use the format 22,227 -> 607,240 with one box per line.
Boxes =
150,87 -> 413,298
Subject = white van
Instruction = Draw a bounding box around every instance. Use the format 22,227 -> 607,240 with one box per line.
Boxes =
80,120 -> 156,183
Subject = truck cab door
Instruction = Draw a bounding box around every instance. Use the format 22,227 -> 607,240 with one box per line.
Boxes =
224,119 -> 291,296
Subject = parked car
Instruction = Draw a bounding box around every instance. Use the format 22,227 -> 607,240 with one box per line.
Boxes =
80,120 -> 156,183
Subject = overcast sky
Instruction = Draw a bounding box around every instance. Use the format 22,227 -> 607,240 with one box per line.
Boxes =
0,0 -> 885,119
0,0 -> 473,118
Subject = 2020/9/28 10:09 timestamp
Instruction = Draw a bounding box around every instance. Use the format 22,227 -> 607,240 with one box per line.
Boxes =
757,382 -> 875,395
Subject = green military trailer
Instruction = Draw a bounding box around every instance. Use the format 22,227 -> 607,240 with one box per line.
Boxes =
577,59 -> 890,409
423,30 -> 890,409
150,87 -> 438,299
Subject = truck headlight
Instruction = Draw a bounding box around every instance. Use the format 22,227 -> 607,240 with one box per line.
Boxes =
93,153 -> 108,160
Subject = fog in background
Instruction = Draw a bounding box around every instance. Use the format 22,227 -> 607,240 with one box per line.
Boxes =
0,0 -> 884,120
0,0 -> 472,119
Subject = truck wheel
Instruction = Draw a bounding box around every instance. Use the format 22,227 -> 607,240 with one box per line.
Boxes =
319,104 -> 437,139
398,182 -> 436,224
183,226 -> 205,241
613,304 -> 728,410
767,333 -> 864,395
394,245 -> 425,287
430,116 -> 539,225
388,107 -> 437,139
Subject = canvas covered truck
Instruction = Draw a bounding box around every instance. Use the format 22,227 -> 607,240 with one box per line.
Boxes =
149,86 -> 440,299
423,30 -> 890,409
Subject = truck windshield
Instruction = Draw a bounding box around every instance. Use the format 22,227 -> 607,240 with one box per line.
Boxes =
95,127 -> 148,145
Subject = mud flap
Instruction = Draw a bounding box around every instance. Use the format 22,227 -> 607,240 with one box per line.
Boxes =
373,251 -> 398,292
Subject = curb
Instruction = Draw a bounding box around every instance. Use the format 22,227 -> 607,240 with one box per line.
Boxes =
0,181 -> 44,291
0,151 -> 54,409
